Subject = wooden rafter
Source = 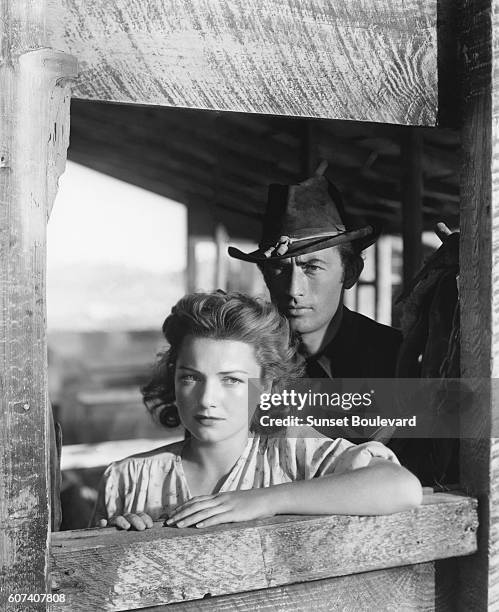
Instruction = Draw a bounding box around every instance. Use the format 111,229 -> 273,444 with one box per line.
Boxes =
68,100 -> 460,238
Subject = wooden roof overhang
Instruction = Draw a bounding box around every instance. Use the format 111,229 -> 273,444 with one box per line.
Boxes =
68,100 -> 460,241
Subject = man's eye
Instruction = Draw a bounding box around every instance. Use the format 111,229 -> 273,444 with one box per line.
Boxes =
267,265 -> 285,276
304,264 -> 321,272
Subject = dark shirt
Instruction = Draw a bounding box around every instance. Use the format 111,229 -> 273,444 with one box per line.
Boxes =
302,307 -> 451,485
305,306 -> 402,379
304,306 -> 402,443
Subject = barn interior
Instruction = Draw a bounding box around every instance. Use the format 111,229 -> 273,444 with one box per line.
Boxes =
51,99 -> 461,529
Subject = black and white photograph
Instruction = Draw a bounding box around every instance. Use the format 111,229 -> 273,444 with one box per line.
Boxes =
0,1 -> 495,611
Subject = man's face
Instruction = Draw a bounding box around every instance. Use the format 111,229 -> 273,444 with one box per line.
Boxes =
262,246 -> 346,336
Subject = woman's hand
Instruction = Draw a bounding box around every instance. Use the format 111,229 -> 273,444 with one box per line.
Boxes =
165,489 -> 274,529
97,512 -> 154,531
333,441 -> 399,475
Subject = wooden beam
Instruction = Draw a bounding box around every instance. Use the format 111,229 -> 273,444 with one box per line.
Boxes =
140,565 -> 438,611
352,190 -> 459,232
436,0 -> 459,127
335,171 -> 458,206
215,224 -> 229,290
186,238 -> 197,294
303,121 -> 319,177
50,493 -> 477,611
458,0 -> 499,609
401,129 -> 424,290
0,3 -> 77,599
56,0 -> 437,125
376,236 -> 393,325
186,206 -> 217,292
320,124 -> 459,180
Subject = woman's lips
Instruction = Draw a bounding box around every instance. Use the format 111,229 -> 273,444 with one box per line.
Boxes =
194,415 -> 225,425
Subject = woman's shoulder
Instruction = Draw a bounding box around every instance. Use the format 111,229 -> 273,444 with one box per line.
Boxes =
285,425 -> 329,440
104,440 -> 184,473
279,425 -> 347,444
254,427 -> 354,479
258,426 -> 353,454
130,439 -> 185,459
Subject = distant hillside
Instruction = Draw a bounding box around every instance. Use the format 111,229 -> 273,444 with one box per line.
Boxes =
47,263 -> 185,331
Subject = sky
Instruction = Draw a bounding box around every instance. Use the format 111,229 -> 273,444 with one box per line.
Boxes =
46,162 -> 188,331
47,162 -> 187,273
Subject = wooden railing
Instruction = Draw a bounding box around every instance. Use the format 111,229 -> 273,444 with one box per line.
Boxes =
50,492 -> 478,611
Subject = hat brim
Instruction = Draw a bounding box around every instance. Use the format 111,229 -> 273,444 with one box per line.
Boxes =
228,225 -> 380,263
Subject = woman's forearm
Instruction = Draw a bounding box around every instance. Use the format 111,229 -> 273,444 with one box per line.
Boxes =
266,461 -> 423,516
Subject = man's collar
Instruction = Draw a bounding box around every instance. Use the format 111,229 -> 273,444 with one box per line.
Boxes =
323,306 -> 356,353
303,306 -> 354,376
312,306 -> 354,358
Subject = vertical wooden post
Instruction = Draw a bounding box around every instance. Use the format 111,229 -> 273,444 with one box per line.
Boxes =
186,205 -> 217,292
215,223 -> 229,290
303,121 -> 318,177
376,236 -> 393,325
186,236 -> 197,293
400,129 -> 423,291
459,1 -> 499,609
0,5 -> 77,602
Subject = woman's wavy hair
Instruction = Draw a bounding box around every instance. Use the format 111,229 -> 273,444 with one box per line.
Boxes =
142,291 -> 304,429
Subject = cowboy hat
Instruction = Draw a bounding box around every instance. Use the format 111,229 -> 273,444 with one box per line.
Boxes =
228,161 -> 379,263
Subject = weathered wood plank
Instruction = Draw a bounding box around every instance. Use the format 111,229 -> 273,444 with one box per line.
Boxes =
0,4 -> 77,607
140,564 -> 437,611
56,0 -> 438,124
2,1 -> 54,58
50,494 -> 477,611
458,0 -> 499,610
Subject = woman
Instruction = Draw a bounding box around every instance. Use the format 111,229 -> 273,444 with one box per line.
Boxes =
94,291 -> 422,530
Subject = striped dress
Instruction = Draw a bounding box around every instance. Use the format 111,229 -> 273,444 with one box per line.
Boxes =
93,430 -> 355,523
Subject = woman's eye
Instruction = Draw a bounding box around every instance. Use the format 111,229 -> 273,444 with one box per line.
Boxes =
222,376 -> 244,385
178,374 -> 198,384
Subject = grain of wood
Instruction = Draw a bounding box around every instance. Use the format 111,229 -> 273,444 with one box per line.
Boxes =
50,494 -> 477,611
141,564 -> 436,611
458,0 -> 499,610
55,0 -> 437,124
0,4 -> 77,607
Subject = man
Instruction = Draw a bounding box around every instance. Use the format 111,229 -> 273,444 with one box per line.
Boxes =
228,162 -> 402,443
